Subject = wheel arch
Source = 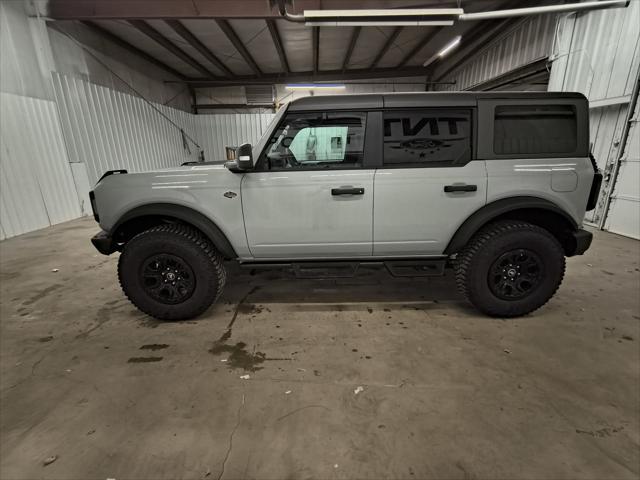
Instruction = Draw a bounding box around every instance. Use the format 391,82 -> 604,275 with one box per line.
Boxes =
445,196 -> 579,256
111,203 -> 237,259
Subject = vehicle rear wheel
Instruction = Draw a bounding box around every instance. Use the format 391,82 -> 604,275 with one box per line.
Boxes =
118,224 -> 226,320
455,220 -> 565,317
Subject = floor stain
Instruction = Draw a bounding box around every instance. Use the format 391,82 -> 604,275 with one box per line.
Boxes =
127,357 -> 163,363
208,286 -> 269,371
37,336 -> 54,342
76,306 -> 114,339
209,340 -> 266,372
1,271 -> 20,281
140,344 -> 169,351
237,303 -> 263,316
22,284 -> 63,306
575,426 -> 623,437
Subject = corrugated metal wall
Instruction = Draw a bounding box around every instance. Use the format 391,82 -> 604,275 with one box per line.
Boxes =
436,14 -> 556,91
548,1 -> 640,237
196,113 -> 275,161
52,72 -> 200,185
0,92 -> 81,239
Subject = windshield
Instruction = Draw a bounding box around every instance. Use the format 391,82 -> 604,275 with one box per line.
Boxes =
252,104 -> 287,162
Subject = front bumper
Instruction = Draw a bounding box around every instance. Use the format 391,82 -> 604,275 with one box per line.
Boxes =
568,228 -> 593,256
91,230 -> 117,255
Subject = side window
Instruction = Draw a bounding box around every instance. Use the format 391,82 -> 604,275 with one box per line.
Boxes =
260,111 -> 366,170
493,105 -> 577,155
383,109 -> 471,167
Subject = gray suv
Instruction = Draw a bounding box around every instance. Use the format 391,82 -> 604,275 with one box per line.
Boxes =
89,92 -> 601,320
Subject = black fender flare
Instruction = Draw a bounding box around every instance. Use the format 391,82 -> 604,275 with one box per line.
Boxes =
444,196 -> 578,255
112,203 -> 237,259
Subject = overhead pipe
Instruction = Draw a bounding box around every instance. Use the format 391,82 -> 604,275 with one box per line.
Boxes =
278,0 -> 630,25
458,0 -> 630,21
277,0 -> 304,22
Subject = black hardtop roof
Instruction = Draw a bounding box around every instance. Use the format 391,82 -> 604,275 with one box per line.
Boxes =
287,91 -> 587,111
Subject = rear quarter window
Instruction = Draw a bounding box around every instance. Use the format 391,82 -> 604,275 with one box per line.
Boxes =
493,105 -> 577,156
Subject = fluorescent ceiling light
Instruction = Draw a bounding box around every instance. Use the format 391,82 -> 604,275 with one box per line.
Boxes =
422,36 -> 462,67
285,84 -> 346,90
306,20 -> 454,26
438,36 -> 462,57
303,8 -> 461,26
303,8 -> 462,17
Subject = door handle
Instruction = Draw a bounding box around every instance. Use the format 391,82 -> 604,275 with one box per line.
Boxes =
331,187 -> 364,196
444,184 -> 477,193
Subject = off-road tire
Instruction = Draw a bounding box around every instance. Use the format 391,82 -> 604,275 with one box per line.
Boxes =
118,223 -> 226,320
455,220 -> 565,317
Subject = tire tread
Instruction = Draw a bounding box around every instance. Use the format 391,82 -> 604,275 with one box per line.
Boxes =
117,223 -> 225,320
455,220 -> 565,317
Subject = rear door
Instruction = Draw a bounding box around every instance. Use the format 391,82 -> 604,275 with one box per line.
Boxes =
373,107 -> 487,255
241,110 -> 375,258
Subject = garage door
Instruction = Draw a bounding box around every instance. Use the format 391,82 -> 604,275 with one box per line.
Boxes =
605,98 -> 640,239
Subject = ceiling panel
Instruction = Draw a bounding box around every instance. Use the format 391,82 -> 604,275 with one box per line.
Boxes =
179,19 -> 254,76
318,26 -> 355,71
277,21 -> 313,73
227,19 -> 281,74
93,20 -> 202,77
348,26 -> 394,69
375,26 -> 428,68
144,20 -> 226,76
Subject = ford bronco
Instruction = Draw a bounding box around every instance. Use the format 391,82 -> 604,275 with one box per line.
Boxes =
90,92 -> 601,320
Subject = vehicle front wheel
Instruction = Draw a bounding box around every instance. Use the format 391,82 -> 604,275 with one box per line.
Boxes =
118,224 -> 226,320
455,220 -> 565,317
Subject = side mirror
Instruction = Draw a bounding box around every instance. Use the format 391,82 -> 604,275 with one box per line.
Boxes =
236,143 -> 253,170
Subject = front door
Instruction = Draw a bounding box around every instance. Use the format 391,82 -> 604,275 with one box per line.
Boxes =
241,110 -> 374,259
373,108 -> 487,255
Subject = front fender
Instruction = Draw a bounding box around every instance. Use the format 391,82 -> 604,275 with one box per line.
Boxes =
111,203 -> 238,259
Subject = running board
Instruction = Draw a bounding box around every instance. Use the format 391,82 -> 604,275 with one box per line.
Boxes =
239,258 -> 446,278
293,262 -> 360,278
384,260 -> 445,277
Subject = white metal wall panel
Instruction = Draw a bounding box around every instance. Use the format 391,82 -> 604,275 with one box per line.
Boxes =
52,72 -> 199,185
437,14 -> 556,91
0,92 -> 81,239
548,1 -> 640,237
196,113 -> 275,161
606,99 -> 640,239
549,3 -> 639,101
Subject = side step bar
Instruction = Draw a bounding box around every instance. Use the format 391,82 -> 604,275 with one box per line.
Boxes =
239,259 -> 447,279
385,260 -> 445,277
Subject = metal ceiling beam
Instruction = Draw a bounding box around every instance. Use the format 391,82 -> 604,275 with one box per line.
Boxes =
312,26 -> 320,74
266,19 -> 290,73
196,103 -> 276,110
49,0 -> 624,21
129,20 -> 216,78
177,66 -> 453,86
165,20 -> 234,77
342,26 -> 361,71
466,58 -> 549,90
77,21 -> 187,79
215,19 -> 262,76
369,26 -> 402,69
46,1 -> 461,20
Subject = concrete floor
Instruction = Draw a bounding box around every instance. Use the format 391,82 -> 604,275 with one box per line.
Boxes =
0,217 -> 638,480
